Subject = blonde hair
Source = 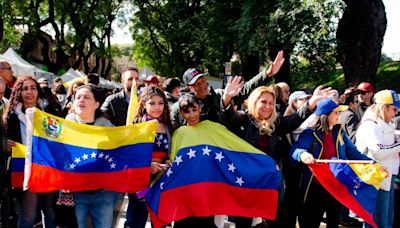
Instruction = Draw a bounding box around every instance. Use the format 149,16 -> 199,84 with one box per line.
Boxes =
361,103 -> 385,123
247,86 -> 277,135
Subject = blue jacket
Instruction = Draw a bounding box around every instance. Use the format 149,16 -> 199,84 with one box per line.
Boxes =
290,124 -> 371,202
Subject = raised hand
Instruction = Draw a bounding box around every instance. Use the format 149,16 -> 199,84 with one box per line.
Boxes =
266,50 -> 285,77
308,85 -> 336,110
222,76 -> 244,108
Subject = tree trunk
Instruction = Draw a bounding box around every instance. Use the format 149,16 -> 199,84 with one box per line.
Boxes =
241,54 -> 260,81
336,0 -> 386,87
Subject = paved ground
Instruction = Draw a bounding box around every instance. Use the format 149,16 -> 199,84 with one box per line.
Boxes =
114,195 -> 359,228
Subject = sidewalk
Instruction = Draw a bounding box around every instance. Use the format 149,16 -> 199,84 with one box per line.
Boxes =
114,196 -> 356,228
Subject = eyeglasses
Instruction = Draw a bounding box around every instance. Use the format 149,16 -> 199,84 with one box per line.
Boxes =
359,91 -> 367,95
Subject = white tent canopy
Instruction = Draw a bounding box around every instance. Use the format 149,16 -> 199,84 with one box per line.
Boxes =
1,48 -> 55,83
0,54 -> 35,77
62,69 -> 122,89
60,68 -> 82,82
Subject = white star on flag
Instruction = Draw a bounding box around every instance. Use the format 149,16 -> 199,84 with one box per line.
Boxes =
74,157 -> 81,163
110,163 -> 116,169
98,152 -> 104,158
228,163 -> 236,173
108,158 -> 113,163
202,146 -> 211,156
187,148 -> 196,159
69,163 -> 76,170
160,182 -> 164,190
82,154 -> 89,160
235,177 -> 244,186
105,154 -> 110,160
215,152 -> 225,162
91,152 -> 97,158
174,155 -> 183,166
166,168 -> 173,177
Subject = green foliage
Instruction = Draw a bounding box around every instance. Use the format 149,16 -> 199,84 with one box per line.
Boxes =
130,0 -> 341,81
0,22 -> 22,52
292,61 -> 400,91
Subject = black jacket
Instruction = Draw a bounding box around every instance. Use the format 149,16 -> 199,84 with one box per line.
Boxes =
7,111 -> 22,144
101,90 -> 128,126
220,101 -> 311,162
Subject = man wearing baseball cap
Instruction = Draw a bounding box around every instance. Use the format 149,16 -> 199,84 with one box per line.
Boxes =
356,82 -> 374,119
170,51 -> 285,129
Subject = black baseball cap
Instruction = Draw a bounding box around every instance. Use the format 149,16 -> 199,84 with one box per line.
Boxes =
182,68 -> 207,85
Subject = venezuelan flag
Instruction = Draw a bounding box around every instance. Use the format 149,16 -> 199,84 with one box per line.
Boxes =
146,120 -> 280,228
309,161 -> 386,228
11,143 -> 26,188
126,81 -> 138,125
25,108 -> 157,193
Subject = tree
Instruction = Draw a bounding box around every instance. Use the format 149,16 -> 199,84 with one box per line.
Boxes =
1,0 -> 126,78
336,0 -> 387,87
129,0 -> 345,85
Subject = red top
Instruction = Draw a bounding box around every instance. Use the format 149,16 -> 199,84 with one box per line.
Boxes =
321,131 -> 337,159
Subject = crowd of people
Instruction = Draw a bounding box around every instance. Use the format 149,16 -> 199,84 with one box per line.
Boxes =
0,54 -> 400,228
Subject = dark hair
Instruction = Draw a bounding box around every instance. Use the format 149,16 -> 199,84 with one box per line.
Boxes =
163,78 -> 181,93
122,67 -> 139,75
340,91 -> 357,106
3,76 -> 43,126
87,73 -> 99,86
40,87 -> 63,117
178,93 -> 201,114
136,86 -> 172,132
54,83 -> 67,94
75,84 -> 103,118
54,78 -> 62,83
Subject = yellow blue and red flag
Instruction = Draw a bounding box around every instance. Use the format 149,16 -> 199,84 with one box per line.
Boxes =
146,120 -> 280,228
309,161 -> 386,228
25,108 -> 156,193
11,143 -> 26,188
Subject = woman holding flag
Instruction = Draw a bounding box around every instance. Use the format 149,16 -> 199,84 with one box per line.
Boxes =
124,86 -> 173,228
3,76 -> 56,228
290,98 -> 379,228
66,84 -> 118,228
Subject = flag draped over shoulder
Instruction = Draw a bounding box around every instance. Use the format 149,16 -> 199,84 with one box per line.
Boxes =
11,143 -> 26,188
146,120 -> 280,228
309,162 -> 386,228
25,108 -> 157,193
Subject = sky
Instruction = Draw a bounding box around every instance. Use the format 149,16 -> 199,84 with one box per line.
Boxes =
110,0 -> 400,55
381,0 -> 400,55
